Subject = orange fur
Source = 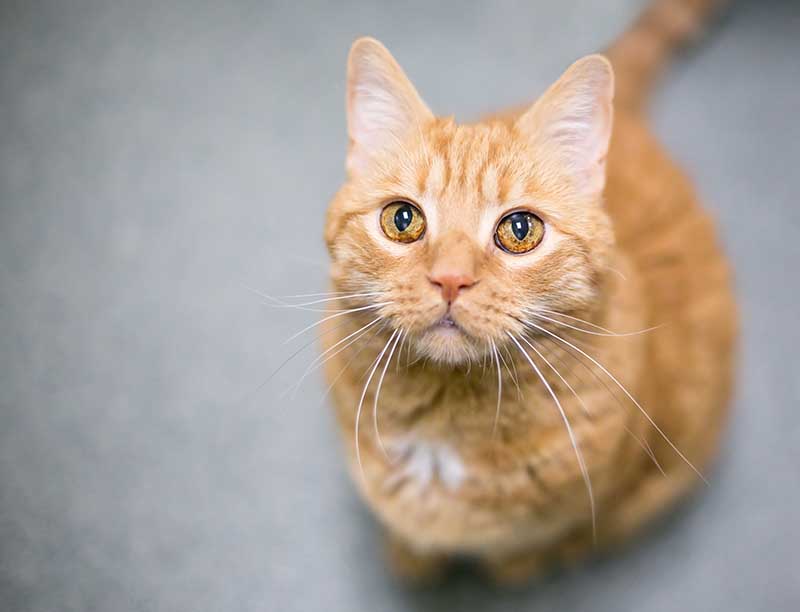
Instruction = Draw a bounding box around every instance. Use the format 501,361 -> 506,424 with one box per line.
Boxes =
322,0 -> 736,583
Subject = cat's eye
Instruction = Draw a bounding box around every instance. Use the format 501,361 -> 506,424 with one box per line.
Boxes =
495,211 -> 545,254
380,201 -> 426,243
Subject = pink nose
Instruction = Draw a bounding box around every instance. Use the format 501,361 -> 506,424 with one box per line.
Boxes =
429,273 -> 475,303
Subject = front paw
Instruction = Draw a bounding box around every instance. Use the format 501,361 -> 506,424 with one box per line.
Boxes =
384,534 -> 448,584
482,549 -> 549,586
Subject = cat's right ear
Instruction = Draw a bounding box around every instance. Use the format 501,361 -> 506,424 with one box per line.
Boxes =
346,37 -> 433,175
515,55 -> 614,198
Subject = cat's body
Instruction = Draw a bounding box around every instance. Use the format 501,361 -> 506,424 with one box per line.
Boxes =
321,0 -> 736,582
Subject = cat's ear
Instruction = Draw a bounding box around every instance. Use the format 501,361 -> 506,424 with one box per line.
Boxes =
516,55 -> 614,197
346,37 -> 433,175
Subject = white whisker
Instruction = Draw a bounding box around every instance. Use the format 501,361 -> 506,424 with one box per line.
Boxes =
236,317 -> 351,406
285,316 -> 383,398
267,292 -> 385,308
528,309 -> 662,337
624,424 -> 666,476
270,303 -> 377,314
507,331 -> 596,542
544,338 -> 667,476
496,344 -> 522,400
284,302 -> 392,344
395,331 -> 408,373
355,329 -> 400,481
536,308 -> 616,334
317,323 -> 385,408
373,329 -> 404,458
241,284 -> 348,301
606,266 -> 628,282
490,338 -> 503,437
525,321 -> 707,484
519,335 -> 590,417
499,344 -> 523,399
244,285 -> 385,313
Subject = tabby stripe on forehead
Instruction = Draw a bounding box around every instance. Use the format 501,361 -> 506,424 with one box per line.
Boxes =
396,157 -> 419,190
425,155 -> 447,198
481,164 -> 500,204
430,128 -> 453,193
502,169 -> 525,204
466,136 -> 490,191
449,129 -> 469,190
415,157 -> 431,195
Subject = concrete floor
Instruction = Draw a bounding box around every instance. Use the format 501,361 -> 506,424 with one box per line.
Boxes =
1,1 -> 798,610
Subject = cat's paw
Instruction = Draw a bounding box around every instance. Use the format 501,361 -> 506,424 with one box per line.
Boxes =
483,549 -> 550,586
384,534 -> 448,584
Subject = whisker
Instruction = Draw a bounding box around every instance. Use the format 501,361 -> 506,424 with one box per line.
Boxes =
395,331 -> 408,373
543,337 -> 667,476
265,292 -> 385,308
317,323 -> 385,408
507,331 -> 596,542
355,329 -> 400,481
490,338 -> 503,437
519,335 -> 590,416
624,423 -> 666,475
245,285 -> 385,313
405,350 -> 426,368
269,303 -> 377,314
525,321 -> 707,484
606,266 -> 628,282
496,344 -> 522,400
284,302 -> 392,344
234,317 -> 351,406
257,289 -> 372,299
528,309 -> 662,337
373,329 -> 404,458
536,308 -> 616,334
500,344 -> 523,399
284,315 -> 383,398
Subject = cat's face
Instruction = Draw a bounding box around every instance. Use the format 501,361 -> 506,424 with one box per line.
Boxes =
326,39 -> 615,365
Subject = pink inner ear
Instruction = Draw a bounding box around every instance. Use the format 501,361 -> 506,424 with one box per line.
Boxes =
516,56 -> 614,196
346,38 -> 432,175
347,74 -> 409,170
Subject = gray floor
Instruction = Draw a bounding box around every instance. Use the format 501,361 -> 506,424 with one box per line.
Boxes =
1,1 -> 798,610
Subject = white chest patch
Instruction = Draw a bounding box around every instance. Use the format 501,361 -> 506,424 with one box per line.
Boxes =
384,438 -> 467,492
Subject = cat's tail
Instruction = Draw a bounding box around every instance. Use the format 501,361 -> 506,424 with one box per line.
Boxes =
606,0 -> 728,110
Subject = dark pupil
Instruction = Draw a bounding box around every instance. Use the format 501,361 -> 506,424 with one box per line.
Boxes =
394,204 -> 413,232
509,213 -> 529,241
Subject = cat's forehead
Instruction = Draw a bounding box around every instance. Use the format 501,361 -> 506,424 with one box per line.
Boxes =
376,119 -> 541,225
420,120 -> 531,202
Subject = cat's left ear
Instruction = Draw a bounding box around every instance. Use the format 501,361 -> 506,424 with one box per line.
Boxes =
516,55 -> 615,197
346,37 -> 433,175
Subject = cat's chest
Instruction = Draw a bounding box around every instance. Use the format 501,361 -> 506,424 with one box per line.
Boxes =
381,436 -> 468,494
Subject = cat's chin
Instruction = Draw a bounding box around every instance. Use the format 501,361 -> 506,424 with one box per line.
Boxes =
414,326 -> 483,366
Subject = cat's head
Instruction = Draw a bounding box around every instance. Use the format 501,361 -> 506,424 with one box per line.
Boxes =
325,38 -> 615,365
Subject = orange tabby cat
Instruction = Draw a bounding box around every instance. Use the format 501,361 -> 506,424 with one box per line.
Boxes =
321,0 -> 736,583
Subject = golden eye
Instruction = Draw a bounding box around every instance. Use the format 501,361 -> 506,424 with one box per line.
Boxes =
380,201 -> 426,243
495,211 -> 545,254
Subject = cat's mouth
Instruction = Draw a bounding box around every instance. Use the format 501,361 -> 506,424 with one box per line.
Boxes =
417,311 -> 483,364
437,314 -> 458,329
434,313 -> 460,332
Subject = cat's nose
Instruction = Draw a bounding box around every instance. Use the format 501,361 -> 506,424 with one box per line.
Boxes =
429,272 -> 476,303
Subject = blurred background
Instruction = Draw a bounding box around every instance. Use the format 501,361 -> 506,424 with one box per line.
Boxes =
1,0 -> 798,610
